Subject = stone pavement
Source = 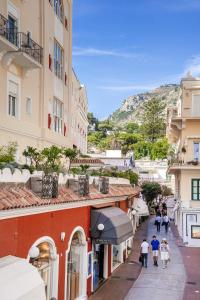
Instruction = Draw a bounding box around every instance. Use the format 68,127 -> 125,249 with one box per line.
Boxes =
125,215 -> 187,300
89,219 -> 148,300
170,222 -> 200,300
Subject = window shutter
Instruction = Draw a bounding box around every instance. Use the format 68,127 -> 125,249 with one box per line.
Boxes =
48,113 -> 52,129
192,95 -> 200,116
49,54 -> 52,70
65,17 -> 68,30
64,123 -> 67,136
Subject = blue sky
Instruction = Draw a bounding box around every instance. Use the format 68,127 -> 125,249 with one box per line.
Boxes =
72,0 -> 200,119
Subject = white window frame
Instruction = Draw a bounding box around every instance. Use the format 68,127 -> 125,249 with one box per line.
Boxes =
54,40 -> 64,80
27,236 -> 59,300
53,97 -> 63,133
7,73 -> 21,119
26,97 -> 32,115
54,0 -> 63,22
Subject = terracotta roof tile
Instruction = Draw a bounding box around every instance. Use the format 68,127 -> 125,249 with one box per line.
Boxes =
71,158 -> 104,164
0,184 -> 140,211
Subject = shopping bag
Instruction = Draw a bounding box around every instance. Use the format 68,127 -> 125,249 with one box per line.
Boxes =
139,254 -> 143,263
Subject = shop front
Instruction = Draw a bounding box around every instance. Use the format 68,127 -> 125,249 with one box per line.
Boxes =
65,227 -> 87,300
91,206 -> 133,290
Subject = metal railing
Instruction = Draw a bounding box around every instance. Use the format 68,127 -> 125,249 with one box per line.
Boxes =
0,13 -> 18,46
18,32 -> 43,64
0,13 -> 43,64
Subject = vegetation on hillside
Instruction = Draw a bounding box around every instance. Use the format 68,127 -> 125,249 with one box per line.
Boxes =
88,97 -> 172,160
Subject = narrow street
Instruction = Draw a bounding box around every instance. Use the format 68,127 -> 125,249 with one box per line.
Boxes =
125,200 -> 187,300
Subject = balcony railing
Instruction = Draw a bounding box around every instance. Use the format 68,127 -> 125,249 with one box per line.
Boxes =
0,13 -> 42,65
0,13 -> 18,47
18,32 -> 42,64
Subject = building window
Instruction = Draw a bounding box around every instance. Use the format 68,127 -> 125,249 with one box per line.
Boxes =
112,245 -> 121,269
53,98 -> 63,133
54,0 -> 63,22
7,14 -> 18,46
26,97 -> 32,114
8,80 -> 18,117
194,142 -> 200,161
192,179 -> 200,200
192,95 -> 200,117
54,40 -> 63,79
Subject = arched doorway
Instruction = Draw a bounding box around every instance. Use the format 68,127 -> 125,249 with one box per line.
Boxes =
66,227 -> 87,300
28,236 -> 58,300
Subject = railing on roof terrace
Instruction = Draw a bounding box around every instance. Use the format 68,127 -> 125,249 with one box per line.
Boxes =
0,13 -> 18,47
18,32 -> 43,64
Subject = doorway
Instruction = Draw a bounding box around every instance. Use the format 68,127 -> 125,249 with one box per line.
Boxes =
93,244 -> 105,291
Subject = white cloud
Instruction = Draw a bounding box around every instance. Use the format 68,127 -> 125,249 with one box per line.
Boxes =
184,55 -> 200,77
73,47 -> 141,59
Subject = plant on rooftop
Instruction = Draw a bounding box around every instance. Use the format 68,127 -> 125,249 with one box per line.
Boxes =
23,146 -> 42,170
0,142 -> 17,163
79,164 -> 90,174
90,169 -> 139,185
62,148 -> 78,170
41,145 -> 63,174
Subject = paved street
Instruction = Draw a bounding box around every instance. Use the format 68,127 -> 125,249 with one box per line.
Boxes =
125,203 -> 187,300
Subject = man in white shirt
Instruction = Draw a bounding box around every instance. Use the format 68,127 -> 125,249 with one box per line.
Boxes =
163,215 -> 170,233
140,239 -> 149,268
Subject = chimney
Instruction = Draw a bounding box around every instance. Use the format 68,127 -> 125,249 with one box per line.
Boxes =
99,177 -> 109,194
30,176 -> 42,196
78,175 -> 89,196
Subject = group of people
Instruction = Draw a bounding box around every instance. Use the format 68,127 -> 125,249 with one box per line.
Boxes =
154,202 -> 170,233
140,236 -> 170,269
140,200 -> 171,269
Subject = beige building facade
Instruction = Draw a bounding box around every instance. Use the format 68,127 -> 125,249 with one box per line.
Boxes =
167,73 -> 200,246
71,69 -> 88,154
0,0 -> 88,162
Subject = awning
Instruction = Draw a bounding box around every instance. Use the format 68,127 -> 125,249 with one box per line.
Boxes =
0,256 -> 46,300
133,198 -> 149,217
91,207 -> 133,245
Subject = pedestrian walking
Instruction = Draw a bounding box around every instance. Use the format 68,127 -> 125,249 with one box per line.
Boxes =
155,215 -> 161,232
163,215 -> 170,233
150,235 -> 160,266
140,239 -> 149,268
160,238 -> 170,269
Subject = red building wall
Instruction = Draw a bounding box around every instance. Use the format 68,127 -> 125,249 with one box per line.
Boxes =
0,206 -> 91,300
0,199 -> 129,299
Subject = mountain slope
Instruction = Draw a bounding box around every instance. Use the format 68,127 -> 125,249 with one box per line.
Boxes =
109,84 -> 181,126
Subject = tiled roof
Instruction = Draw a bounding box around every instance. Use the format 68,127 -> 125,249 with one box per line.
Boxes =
71,158 -> 104,165
0,184 -> 140,211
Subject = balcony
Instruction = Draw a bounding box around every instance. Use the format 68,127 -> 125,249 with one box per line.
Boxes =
0,13 -> 18,52
0,13 -> 42,71
168,156 -> 200,174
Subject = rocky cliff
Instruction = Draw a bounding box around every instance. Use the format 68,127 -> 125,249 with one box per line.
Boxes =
109,84 -> 181,126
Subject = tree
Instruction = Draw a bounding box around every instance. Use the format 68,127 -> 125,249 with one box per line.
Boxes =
125,122 -> 140,134
63,148 -> 78,171
150,138 -> 170,160
23,146 -> 42,169
141,181 -> 162,205
140,98 -> 166,142
132,141 -> 152,159
87,112 -> 99,131
161,185 -> 172,197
